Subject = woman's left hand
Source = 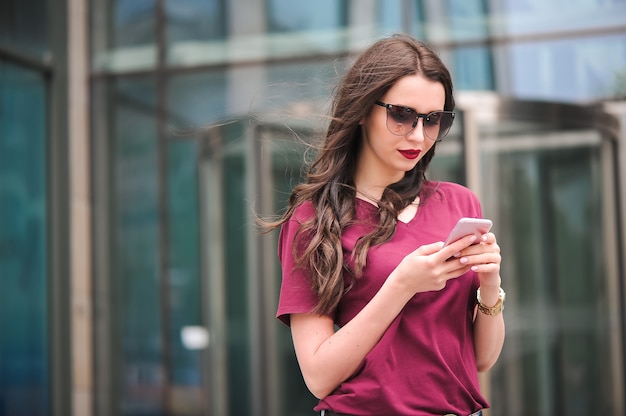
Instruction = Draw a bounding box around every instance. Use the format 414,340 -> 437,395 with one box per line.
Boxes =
455,232 -> 501,287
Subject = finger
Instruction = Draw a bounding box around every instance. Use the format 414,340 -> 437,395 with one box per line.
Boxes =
480,232 -> 497,244
437,234 -> 478,260
470,263 -> 501,275
459,251 -> 501,267
443,264 -> 473,281
458,240 -> 500,258
414,241 -> 446,256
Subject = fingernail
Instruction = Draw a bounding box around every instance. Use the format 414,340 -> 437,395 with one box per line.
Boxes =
460,257 -> 469,264
471,266 -> 479,272
469,235 -> 477,243
482,235 -> 488,241
453,252 -> 461,258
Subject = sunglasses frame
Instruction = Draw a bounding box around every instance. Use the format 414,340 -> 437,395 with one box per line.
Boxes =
374,101 -> 455,141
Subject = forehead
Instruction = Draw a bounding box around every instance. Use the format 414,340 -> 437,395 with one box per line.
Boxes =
381,74 -> 446,112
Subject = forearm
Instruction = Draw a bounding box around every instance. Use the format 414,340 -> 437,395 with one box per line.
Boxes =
473,282 -> 506,371
292,276 -> 414,398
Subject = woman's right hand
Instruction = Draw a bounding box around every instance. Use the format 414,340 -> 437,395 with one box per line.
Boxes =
387,234 -> 479,294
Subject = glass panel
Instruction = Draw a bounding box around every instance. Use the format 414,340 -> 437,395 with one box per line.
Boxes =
445,0 -> 488,41
113,0 -> 156,49
506,34 -> 626,102
376,1 -> 426,41
412,0 -> 426,41
262,61 -> 342,116
91,0 -> 157,72
167,70 -> 228,129
453,46 -> 494,91
166,138 -> 204,412
165,0 -> 225,54
110,77 -> 164,415
166,72 -> 226,414
265,127 -> 317,416
478,126 -> 615,415
266,0 -> 348,52
377,0 -> 404,34
198,120 -> 252,415
221,124 -> 251,416
165,0 -> 227,67
267,0 -> 346,33
0,0 -> 50,59
500,0 -> 626,36
0,60 -> 49,415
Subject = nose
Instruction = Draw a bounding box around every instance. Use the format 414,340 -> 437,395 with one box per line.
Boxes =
406,118 -> 425,141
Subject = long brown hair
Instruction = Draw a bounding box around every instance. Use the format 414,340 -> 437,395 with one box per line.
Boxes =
267,34 -> 455,315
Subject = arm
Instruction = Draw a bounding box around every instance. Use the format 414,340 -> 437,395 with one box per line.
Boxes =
459,233 -> 506,371
473,283 -> 506,371
289,235 -> 481,399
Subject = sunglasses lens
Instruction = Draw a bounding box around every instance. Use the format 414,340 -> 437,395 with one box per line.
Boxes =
424,112 -> 454,140
386,105 -> 417,135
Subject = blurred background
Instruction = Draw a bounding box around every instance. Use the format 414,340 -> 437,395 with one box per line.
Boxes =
1,0 -> 626,415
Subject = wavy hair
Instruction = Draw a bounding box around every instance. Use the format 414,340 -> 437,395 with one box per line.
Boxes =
266,34 -> 455,315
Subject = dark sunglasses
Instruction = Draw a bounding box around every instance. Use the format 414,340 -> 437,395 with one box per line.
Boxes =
374,101 -> 455,141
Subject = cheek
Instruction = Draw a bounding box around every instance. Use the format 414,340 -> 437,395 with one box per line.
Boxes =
424,138 -> 437,153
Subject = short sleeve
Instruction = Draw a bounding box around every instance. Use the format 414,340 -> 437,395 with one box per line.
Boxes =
275,203 -> 319,326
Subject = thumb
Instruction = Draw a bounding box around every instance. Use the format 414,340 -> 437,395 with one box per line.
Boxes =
414,241 -> 445,256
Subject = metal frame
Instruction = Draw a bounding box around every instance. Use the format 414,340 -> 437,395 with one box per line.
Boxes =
48,0 -> 72,415
197,128 -> 229,416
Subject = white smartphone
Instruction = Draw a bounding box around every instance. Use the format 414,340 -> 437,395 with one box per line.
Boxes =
443,217 -> 493,246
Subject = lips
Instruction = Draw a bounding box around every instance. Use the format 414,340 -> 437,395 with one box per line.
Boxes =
399,149 -> 421,160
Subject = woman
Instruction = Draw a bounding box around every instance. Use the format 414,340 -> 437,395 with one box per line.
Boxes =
271,34 -> 505,415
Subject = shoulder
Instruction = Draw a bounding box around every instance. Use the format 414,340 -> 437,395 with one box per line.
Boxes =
424,181 -> 482,216
425,180 -> 478,200
278,201 -> 315,259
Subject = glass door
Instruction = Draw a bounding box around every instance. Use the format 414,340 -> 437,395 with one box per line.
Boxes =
458,97 -> 624,416
197,118 -> 317,416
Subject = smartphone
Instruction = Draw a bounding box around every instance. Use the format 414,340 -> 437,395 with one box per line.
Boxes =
443,217 -> 493,246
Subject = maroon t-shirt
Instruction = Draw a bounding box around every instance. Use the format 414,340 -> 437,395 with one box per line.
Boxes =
276,181 -> 489,415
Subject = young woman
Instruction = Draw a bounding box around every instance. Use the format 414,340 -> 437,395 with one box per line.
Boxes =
271,34 -> 505,415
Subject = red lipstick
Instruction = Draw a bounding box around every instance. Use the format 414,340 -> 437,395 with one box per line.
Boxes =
399,149 -> 421,160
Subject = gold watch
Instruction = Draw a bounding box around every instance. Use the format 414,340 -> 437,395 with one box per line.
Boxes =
477,287 -> 506,315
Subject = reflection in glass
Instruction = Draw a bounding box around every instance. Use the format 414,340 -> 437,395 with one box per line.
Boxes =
453,46 -> 494,91
167,70 -> 228,129
113,0 -> 156,48
266,126 -> 318,415
263,61 -> 341,117
480,129 -> 614,414
500,0 -> 626,36
377,0 -> 404,34
0,0 -> 50,59
267,0 -> 347,33
508,34 -> 626,102
165,0 -> 225,45
92,0 -> 157,72
445,0 -> 489,41
166,136 -> 205,412
197,120 -> 252,415
0,60 -> 49,416
110,78 -> 164,414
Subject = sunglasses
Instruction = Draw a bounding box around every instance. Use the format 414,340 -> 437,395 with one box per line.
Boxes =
374,101 -> 455,141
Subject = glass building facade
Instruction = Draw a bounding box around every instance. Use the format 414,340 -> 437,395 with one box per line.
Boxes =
1,0 -> 626,415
